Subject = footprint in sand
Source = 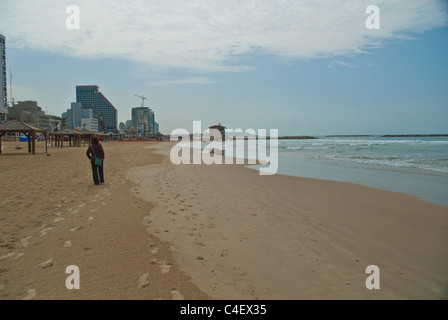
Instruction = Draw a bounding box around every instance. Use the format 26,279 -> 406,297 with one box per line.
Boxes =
0,252 -> 14,260
14,252 -> 24,260
40,227 -> 53,237
21,236 -> 31,247
64,240 -> 72,247
150,247 -> 159,255
170,289 -> 184,300
220,249 -> 229,258
38,258 -> 53,269
138,273 -> 150,289
159,262 -> 172,274
23,289 -> 36,300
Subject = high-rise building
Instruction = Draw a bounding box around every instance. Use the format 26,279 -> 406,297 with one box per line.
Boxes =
132,107 -> 158,135
76,85 -> 117,132
60,113 -> 68,129
65,102 -> 97,131
149,109 -> 155,134
8,101 -> 52,131
132,107 -> 149,134
0,34 -> 7,122
66,102 -> 80,129
81,118 -> 98,132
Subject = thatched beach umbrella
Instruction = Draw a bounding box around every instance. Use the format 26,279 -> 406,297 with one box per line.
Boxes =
0,120 -> 48,155
79,129 -> 97,145
51,128 -> 82,148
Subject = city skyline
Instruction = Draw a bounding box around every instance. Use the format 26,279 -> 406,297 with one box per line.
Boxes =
0,0 -> 447,135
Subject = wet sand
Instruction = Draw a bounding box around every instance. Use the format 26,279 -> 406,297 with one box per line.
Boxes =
130,143 -> 448,299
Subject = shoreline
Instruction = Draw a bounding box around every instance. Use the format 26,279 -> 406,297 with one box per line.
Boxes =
250,153 -> 448,207
177,138 -> 448,207
131,142 -> 448,299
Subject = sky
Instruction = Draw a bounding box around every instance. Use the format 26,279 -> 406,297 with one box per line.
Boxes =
0,0 -> 447,136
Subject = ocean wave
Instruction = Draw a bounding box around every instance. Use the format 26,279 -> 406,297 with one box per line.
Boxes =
281,139 -> 448,147
279,152 -> 448,174
245,137 -> 448,174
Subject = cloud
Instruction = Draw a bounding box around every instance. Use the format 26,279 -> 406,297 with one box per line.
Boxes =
0,0 -> 447,72
148,77 -> 216,86
328,61 -> 358,69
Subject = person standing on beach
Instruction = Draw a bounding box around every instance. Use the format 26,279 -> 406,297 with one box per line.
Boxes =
86,137 -> 105,185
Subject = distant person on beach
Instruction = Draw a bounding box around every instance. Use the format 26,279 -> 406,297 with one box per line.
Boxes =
86,137 -> 105,185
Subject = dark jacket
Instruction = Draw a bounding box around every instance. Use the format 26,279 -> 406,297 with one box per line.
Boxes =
86,143 -> 105,161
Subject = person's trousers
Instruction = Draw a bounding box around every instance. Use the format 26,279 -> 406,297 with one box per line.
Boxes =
91,161 -> 104,185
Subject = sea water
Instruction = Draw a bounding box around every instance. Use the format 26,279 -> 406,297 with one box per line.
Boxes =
244,136 -> 448,207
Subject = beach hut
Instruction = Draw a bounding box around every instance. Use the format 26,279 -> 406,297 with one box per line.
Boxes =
0,120 -> 48,155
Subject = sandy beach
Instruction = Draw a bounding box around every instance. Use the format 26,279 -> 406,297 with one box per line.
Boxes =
0,140 -> 447,300
0,141 -> 208,300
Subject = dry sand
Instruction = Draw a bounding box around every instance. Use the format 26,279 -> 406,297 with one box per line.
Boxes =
0,141 -> 208,300
0,140 -> 447,300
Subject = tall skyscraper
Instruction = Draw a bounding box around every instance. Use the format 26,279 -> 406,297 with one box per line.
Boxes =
76,85 -> 118,132
65,102 -> 98,132
149,109 -> 155,134
0,34 -> 7,122
132,106 -> 157,135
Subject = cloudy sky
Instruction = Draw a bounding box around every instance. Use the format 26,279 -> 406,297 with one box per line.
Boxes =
0,0 -> 447,135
